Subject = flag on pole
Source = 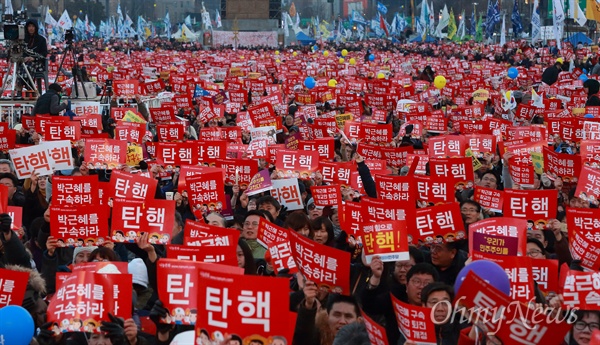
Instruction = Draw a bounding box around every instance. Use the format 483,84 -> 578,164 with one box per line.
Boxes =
201,2 -> 212,30
587,0 -> 600,21
184,15 -> 192,27
447,8 -> 457,39
164,10 -> 171,40
4,0 -> 13,15
45,7 -> 57,27
552,0 -> 565,48
352,10 -> 367,25
117,2 -> 124,21
289,2 -> 296,17
568,0 -> 587,26
470,10 -> 476,36
377,2 -> 388,14
428,1 -> 435,33
500,14 -> 506,46
532,0 -> 541,41
216,9 -> 222,28
283,12 -> 289,37
57,9 -> 72,30
485,0 -> 500,38
457,11 -> 466,39
435,5 -> 449,37
379,13 -> 389,36
475,15 -> 483,42
511,0 -> 523,35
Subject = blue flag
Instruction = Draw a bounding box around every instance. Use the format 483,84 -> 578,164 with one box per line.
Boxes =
511,0 -> 523,35
470,10 -> 476,35
377,2 -> 388,14
485,0 -> 500,38
194,85 -> 209,98
351,10 -> 367,25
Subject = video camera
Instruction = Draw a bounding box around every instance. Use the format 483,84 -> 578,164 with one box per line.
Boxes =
2,10 -> 28,41
64,29 -> 74,43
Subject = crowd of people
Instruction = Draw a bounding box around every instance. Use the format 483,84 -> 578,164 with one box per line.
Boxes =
0,32 -> 599,345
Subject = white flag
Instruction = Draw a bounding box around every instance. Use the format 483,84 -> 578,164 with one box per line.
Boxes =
45,7 -> 57,27
4,0 -> 12,15
500,14 -> 506,46
185,15 -> 192,27
435,5 -> 449,37
282,12 -> 289,37
215,9 -> 222,28
568,0 -> 587,26
532,0 -> 541,42
552,0 -> 564,49
57,9 -> 72,30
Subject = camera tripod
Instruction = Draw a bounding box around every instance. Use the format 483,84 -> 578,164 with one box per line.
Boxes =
0,52 -> 39,100
55,42 -> 89,100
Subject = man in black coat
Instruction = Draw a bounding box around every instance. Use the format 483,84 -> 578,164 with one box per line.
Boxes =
541,58 -> 563,86
33,83 -> 68,116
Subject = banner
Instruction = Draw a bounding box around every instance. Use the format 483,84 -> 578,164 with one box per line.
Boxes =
503,189 -> 558,225
51,176 -> 99,206
110,199 -> 175,244
50,205 -> 109,247
473,186 -> 504,213
289,230 -> 350,294
361,220 -> 409,263
576,166 -> 600,202
413,203 -> 465,244
270,178 -> 304,210
157,259 -> 243,325
468,218 -> 527,257
212,30 -> 278,48
195,268 -> 292,343
256,218 -> 289,248
9,140 -> 73,179
84,139 -> 127,168
47,271 -> 132,333
108,170 -> 157,201
0,268 -> 29,307
391,295 -> 437,345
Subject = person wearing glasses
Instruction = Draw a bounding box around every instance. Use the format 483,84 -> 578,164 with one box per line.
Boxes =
240,210 -> 273,259
563,310 -> 600,345
361,257 -> 438,345
526,238 -> 548,259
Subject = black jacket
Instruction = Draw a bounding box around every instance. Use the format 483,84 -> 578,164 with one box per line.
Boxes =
33,89 -> 67,115
541,65 -> 561,85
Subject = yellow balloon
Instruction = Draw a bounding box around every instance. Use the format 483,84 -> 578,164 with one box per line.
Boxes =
341,49 -> 348,57
434,75 -> 447,89
293,51 -> 298,56
349,58 -> 356,65
240,56 -> 245,60
323,50 -> 329,57
339,58 -> 345,64
377,72 -> 385,79
328,79 -> 337,87
275,50 -> 280,55
276,59 -> 281,63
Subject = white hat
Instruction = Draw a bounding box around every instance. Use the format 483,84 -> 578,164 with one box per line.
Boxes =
128,258 -> 149,288
72,246 -> 97,264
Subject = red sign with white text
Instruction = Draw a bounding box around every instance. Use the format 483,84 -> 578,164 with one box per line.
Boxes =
50,205 -> 109,247
110,199 -> 175,244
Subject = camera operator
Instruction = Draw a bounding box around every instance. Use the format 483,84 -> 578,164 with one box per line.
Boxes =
20,20 -> 47,95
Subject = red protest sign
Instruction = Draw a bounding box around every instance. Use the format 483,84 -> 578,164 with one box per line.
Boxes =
268,241 -> 298,274
157,123 -> 185,142
362,310 -> 390,345
217,158 -> 258,189
289,230 -> 351,294
198,140 -> 227,164
390,295 -> 437,345
543,147 -> 581,178
310,184 -> 342,207
468,218 -> 527,256
50,205 -> 109,247
275,149 -> 320,179
361,220 -> 409,263
84,139 -> 127,167
472,251 -> 534,303
150,106 -> 176,124
155,142 -> 200,166
340,201 -> 363,236
7,206 -> 22,232
428,135 -> 467,157
256,218 -> 289,248
320,161 -> 353,186
560,268 -> 600,310
473,186 -> 504,213
166,245 -> 238,267
580,140 -> 600,166
113,79 -> 139,96
186,172 -> 226,216
531,259 -> 559,294
0,185 -> 8,213
429,157 -> 475,187
44,120 -> 81,141
0,128 -> 16,151
47,271 -> 132,333
567,207 -> 600,270
110,199 -> 175,244
414,175 -> 455,203
413,203 -> 465,244
71,262 -> 128,274
503,189 -> 558,225
108,170 -> 157,201
576,166 -> 600,202
195,268 -> 292,342
156,259 -> 242,325
0,268 -> 29,307
114,122 -> 146,144
456,271 -> 571,344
